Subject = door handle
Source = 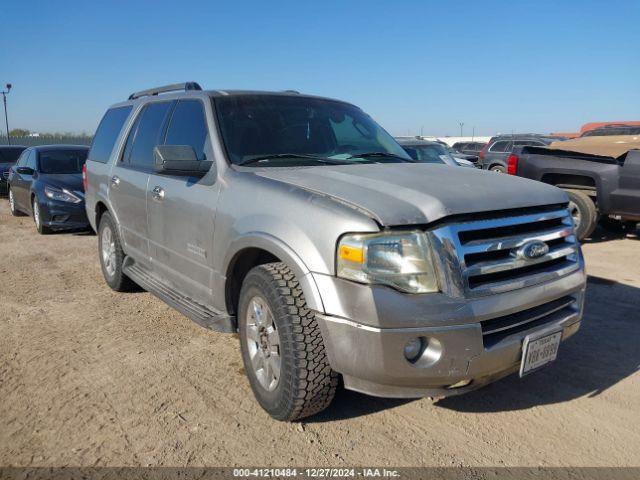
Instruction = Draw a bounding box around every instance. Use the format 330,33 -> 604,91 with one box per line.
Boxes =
110,175 -> 120,187
151,186 -> 165,201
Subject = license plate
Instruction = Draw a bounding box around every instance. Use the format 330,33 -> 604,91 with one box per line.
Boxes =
520,331 -> 562,377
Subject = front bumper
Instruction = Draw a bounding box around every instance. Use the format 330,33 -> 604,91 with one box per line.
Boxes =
40,199 -> 90,231
313,267 -> 586,398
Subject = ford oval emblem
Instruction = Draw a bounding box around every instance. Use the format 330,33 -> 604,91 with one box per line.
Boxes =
517,240 -> 549,260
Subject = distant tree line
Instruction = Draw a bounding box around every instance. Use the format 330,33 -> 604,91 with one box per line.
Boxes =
8,128 -> 92,138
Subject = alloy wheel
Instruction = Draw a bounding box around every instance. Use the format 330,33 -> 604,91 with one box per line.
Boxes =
101,225 -> 117,277
33,200 -> 41,229
245,295 -> 281,392
568,200 -> 581,230
9,189 -> 15,213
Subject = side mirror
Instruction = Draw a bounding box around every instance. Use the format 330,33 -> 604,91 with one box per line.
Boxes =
153,145 -> 213,176
16,166 -> 34,175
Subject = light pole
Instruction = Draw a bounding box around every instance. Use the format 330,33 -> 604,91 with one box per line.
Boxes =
459,122 -> 464,137
1,83 -> 11,145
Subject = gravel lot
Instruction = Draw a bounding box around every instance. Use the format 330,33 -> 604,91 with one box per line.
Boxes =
1,199 -> 638,468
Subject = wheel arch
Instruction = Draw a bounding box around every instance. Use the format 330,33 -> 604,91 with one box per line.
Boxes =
540,172 -> 597,198
223,234 -> 325,320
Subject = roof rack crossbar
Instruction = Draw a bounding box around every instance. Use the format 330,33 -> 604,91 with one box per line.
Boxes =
128,82 -> 203,100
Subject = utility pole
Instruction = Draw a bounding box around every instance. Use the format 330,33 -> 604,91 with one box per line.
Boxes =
472,126 -> 475,141
1,84 -> 11,145
459,122 -> 464,137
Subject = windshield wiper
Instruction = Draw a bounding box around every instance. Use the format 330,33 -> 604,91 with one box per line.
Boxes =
237,153 -> 351,166
345,152 -> 416,162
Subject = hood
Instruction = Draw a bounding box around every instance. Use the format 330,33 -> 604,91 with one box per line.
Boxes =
255,163 -> 567,226
40,173 -> 84,193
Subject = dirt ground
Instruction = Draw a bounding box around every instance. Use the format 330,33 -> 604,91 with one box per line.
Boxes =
0,199 -> 638,468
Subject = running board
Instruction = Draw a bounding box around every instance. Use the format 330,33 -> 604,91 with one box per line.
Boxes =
123,258 -> 235,333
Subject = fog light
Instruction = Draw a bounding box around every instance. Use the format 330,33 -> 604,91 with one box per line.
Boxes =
404,337 -> 424,362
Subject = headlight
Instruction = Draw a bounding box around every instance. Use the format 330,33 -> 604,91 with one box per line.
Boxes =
44,185 -> 81,204
337,231 -> 439,293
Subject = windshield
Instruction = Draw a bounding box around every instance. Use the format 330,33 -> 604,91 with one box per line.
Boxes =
401,144 -> 452,164
0,147 -> 26,163
214,95 -> 410,166
38,150 -> 88,174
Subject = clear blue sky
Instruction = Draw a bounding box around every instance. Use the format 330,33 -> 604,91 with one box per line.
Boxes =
2,0 -> 639,136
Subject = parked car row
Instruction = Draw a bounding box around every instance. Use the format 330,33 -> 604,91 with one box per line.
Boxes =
0,145 -> 27,195
6,145 -> 90,234
2,83 -> 589,423
506,135 -> 640,239
478,134 -> 565,172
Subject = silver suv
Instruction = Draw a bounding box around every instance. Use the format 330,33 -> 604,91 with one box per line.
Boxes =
85,82 -> 586,421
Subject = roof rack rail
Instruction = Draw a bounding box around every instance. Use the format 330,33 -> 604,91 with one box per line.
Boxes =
128,82 -> 203,100
282,89 -> 300,94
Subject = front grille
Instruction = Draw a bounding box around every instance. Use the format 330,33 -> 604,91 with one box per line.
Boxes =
432,207 -> 580,296
481,296 -> 577,348
2,171 -> 8,180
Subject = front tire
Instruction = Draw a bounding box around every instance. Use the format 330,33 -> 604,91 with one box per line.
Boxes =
238,262 -> 338,421
98,211 -> 136,291
32,197 -> 52,234
567,189 -> 597,240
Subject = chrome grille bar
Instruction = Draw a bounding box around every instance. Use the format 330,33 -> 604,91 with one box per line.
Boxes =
430,206 -> 581,297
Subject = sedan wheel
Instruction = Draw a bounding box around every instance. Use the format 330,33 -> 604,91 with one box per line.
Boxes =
245,295 -> 281,392
9,189 -> 17,216
32,198 -> 51,234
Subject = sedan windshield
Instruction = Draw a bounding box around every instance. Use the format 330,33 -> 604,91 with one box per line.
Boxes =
214,95 -> 410,166
38,150 -> 88,174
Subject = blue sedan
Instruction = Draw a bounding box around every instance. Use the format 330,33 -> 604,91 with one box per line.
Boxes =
7,145 -> 90,234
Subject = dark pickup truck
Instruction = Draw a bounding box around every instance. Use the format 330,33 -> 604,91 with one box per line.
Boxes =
508,146 -> 640,239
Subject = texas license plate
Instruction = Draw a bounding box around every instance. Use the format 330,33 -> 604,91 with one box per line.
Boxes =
520,331 -> 562,377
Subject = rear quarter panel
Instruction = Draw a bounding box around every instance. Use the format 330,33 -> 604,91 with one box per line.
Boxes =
514,146 -> 622,215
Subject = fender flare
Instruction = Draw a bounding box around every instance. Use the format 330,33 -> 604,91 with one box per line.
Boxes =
223,232 -> 326,313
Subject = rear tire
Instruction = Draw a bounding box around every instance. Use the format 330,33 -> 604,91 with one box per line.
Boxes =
238,262 -> 338,421
32,197 -> 52,234
490,164 -> 506,173
8,188 -> 25,217
98,211 -> 136,291
567,189 -> 597,240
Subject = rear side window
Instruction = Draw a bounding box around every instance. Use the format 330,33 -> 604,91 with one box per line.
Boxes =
514,140 -> 544,147
489,140 -> 510,152
88,106 -> 133,163
164,100 -> 209,160
127,101 -> 173,168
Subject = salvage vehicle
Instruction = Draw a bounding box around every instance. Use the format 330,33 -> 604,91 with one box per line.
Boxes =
0,145 -> 27,196
395,138 -> 475,167
8,145 -> 90,234
507,135 -> 640,239
479,134 -> 564,173
452,141 -> 486,163
85,82 -> 586,421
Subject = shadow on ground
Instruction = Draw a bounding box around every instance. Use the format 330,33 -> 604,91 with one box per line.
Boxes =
585,224 -> 638,243
311,276 -> 640,421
